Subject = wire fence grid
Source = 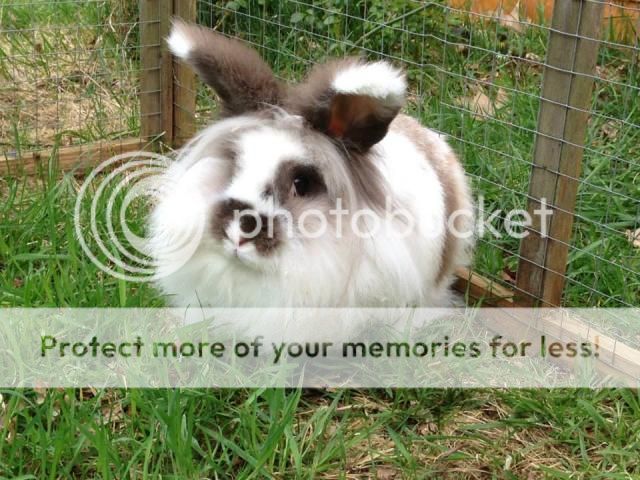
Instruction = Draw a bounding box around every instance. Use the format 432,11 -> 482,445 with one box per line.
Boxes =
196,0 -> 639,309
0,0 -> 639,312
0,1 -> 141,156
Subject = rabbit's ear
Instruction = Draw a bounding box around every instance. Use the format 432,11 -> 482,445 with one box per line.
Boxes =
167,20 -> 283,116
288,59 -> 406,152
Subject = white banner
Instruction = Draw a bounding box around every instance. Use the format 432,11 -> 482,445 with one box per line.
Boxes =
1,308 -> 638,387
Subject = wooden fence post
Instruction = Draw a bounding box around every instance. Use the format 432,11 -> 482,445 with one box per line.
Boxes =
139,0 -> 167,143
172,0 -> 197,147
516,0 -> 604,306
139,0 -> 196,148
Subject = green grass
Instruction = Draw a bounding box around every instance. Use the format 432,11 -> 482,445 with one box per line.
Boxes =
1,0 -> 640,478
1,387 -> 640,477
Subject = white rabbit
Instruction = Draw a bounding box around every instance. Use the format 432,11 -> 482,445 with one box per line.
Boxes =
148,20 -> 474,308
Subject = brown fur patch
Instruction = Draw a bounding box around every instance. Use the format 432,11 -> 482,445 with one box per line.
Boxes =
286,58 -> 359,128
328,94 -> 397,151
210,198 -> 281,256
390,115 -> 469,284
300,125 -> 389,212
341,149 -> 388,212
171,20 -> 283,115
285,58 -> 400,152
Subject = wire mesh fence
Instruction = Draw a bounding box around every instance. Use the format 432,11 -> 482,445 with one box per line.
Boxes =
0,0 -> 638,309
0,1 -> 141,158
196,0 -> 640,308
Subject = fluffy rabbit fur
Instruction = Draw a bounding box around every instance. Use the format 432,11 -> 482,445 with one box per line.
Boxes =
149,20 -> 474,308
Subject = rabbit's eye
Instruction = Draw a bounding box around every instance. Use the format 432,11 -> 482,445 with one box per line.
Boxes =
285,164 -> 326,199
293,174 -> 312,197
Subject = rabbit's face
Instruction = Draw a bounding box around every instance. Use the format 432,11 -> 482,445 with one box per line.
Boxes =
181,112 -> 365,272
211,119 -> 329,270
158,21 -> 408,273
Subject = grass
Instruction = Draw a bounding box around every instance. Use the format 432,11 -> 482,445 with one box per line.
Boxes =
1,387 -> 640,477
1,0 -> 640,478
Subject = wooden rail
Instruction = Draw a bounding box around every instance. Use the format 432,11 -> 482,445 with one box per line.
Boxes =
454,267 -> 640,386
0,138 -> 146,176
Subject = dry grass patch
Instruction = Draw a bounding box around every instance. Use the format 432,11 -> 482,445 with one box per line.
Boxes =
0,21 -> 138,154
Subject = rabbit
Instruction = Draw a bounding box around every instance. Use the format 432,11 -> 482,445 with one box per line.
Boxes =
148,20 -> 474,309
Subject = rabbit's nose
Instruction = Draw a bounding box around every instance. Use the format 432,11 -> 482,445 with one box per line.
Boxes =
239,214 -> 258,238
223,216 -> 258,248
235,208 -> 271,246
213,197 -> 281,254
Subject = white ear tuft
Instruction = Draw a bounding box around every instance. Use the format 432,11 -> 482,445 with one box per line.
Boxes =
167,23 -> 193,59
332,61 -> 407,106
